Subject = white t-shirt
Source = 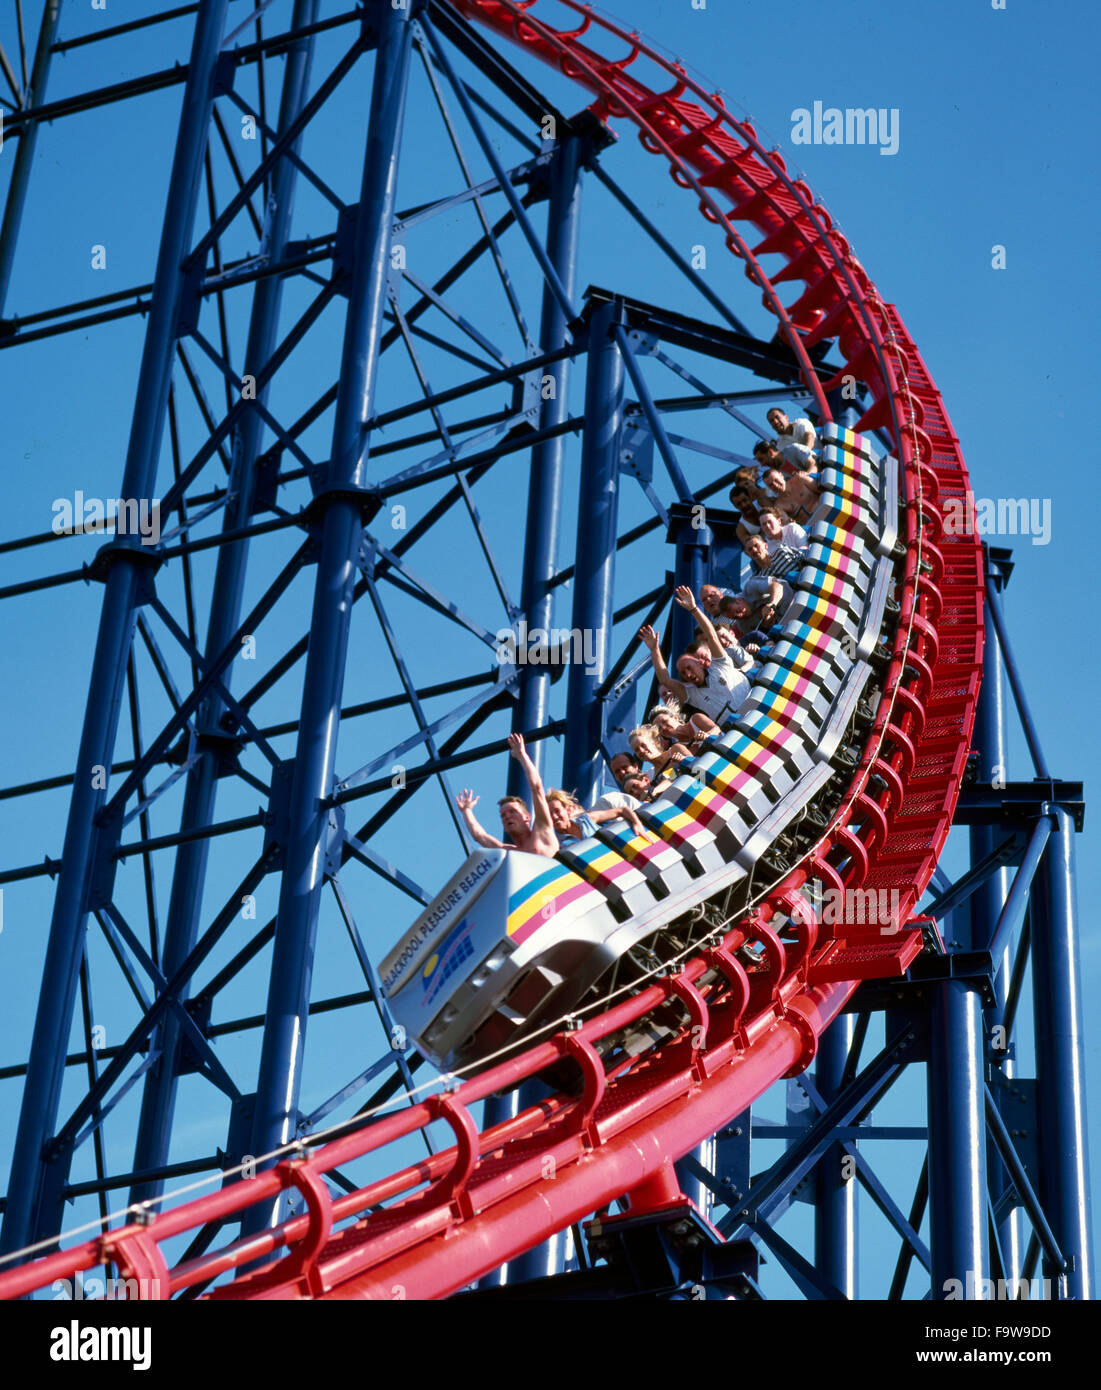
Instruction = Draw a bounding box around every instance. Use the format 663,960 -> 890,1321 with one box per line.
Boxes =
778,417 -> 817,469
684,651 -> 751,724
594,791 -> 641,813
766,522 -> 808,555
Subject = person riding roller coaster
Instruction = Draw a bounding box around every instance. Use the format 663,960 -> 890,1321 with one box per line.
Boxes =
628,723 -> 692,783
765,407 -> 818,473
639,584 -> 753,728
743,534 -> 803,627
758,466 -> 820,525
546,787 -> 649,846
455,732 -> 558,858
457,734 -> 649,860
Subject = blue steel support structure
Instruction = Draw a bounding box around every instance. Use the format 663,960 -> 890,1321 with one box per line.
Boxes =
811,401 -> 858,1298
491,129 -> 584,1288
507,131 -> 582,796
130,0 -> 322,1209
0,7 -> 1091,1306
562,296 -> 623,807
670,510 -> 710,662
1031,807 -> 1093,1299
926,979 -> 989,1296
244,2 -> 416,1217
815,1016 -> 857,1298
967,548 -> 1019,1280
0,0 -> 233,1256
614,323 -> 696,659
927,540 -> 997,1296
496,281 -> 621,1288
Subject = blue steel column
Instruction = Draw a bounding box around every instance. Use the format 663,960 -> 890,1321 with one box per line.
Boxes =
968,547 -> 1019,1279
1,0 -> 232,1257
244,4 -> 416,1216
0,0 -> 64,312
926,980 -> 989,1297
815,1016 -> 857,1297
130,0 -> 321,1206
674,1135 -> 715,1225
507,133 -> 582,797
671,512 -> 710,665
488,133 -> 583,1287
562,298 -> 623,803
1030,806 -> 1093,1299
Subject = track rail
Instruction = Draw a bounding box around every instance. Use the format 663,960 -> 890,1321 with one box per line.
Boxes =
0,0 -> 982,1300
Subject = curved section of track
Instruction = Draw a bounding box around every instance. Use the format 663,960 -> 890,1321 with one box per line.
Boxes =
0,0 -> 982,1301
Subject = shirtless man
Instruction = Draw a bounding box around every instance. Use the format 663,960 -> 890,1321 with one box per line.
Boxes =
760,467 -> 821,526
455,732 -> 558,857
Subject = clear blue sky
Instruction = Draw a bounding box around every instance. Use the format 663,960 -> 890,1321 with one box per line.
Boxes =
0,0 -> 1097,1297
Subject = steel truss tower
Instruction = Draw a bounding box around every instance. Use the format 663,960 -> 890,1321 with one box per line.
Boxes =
0,0 -> 1090,1301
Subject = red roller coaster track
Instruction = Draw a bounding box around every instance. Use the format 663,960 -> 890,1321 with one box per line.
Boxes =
0,0 -> 983,1301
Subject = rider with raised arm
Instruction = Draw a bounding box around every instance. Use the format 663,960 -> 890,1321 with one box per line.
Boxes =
639,585 -> 752,728
455,732 -> 559,858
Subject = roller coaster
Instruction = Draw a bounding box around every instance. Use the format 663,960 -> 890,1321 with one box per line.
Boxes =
0,0 -> 1091,1302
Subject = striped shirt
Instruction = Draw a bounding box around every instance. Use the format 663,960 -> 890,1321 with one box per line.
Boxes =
755,544 -> 805,579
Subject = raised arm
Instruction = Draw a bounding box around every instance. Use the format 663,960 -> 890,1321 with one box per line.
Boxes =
507,733 -> 555,846
455,790 -> 507,850
639,624 -> 688,704
674,585 -> 725,662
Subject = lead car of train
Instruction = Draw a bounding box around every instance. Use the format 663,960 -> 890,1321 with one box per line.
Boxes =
380,424 -> 902,1075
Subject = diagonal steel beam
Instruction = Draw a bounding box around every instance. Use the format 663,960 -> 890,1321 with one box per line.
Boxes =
0,0 -> 63,313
